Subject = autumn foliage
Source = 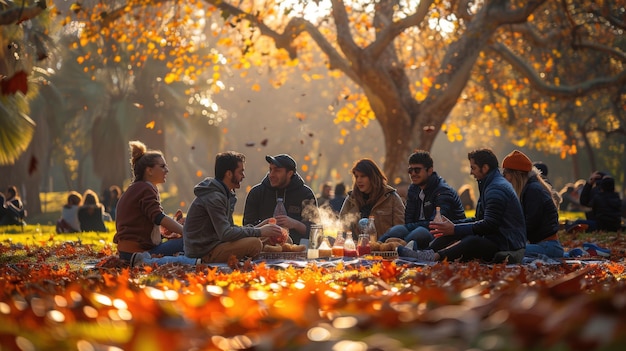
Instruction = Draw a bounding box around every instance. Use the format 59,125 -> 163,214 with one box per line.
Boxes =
2,232 -> 626,350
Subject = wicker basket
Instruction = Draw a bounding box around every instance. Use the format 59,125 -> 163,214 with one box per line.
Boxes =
258,251 -> 307,260
370,251 -> 399,258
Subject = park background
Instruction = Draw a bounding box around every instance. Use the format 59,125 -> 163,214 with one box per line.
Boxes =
1,0 -> 625,221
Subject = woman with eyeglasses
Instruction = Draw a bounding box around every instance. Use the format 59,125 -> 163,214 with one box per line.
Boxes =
339,159 -> 405,238
113,140 -> 197,267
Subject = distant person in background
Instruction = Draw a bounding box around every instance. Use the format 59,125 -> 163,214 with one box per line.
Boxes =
532,161 -> 561,208
0,192 -> 8,225
113,140 -> 197,266
78,189 -> 108,232
106,185 -> 122,220
329,182 -> 347,214
340,158 -> 405,237
502,151 -> 563,258
1,186 -> 26,225
457,184 -> 475,211
317,182 -> 333,208
571,174 -> 622,232
56,191 -> 83,233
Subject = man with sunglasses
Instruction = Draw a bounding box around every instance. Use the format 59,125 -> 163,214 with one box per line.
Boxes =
398,148 -> 527,263
378,150 -> 466,249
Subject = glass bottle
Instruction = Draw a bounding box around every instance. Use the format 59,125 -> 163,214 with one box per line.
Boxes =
366,216 -> 377,243
357,233 -> 371,256
433,206 -> 443,223
343,231 -> 357,257
273,198 -> 289,241
332,231 -> 345,257
274,198 -> 287,217
318,236 -> 332,258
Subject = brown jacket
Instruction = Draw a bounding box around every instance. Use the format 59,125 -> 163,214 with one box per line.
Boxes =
340,185 -> 405,238
113,181 -> 166,253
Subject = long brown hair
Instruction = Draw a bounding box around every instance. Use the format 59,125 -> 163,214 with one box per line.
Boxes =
350,159 -> 389,208
129,140 -> 164,182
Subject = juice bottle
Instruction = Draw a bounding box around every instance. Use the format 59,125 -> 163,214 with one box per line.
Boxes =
343,232 -> 357,257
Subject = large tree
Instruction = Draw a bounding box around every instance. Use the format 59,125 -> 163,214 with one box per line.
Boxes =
78,0 -> 626,181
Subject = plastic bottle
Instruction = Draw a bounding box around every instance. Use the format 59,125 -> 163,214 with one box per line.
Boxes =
433,206 -> 443,223
343,231 -> 357,257
357,233 -> 371,256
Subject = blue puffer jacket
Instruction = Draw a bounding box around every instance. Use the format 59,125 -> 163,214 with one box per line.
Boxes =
405,172 -> 466,232
455,170 -> 526,251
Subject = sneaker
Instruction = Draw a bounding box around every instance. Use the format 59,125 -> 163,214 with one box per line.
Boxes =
566,248 -> 589,258
397,246 -> 437,261
130,252 -> 151,267
405,240 -> 416,250
582,243 -> 610,257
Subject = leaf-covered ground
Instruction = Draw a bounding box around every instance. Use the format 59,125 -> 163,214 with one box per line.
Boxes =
1,225 -> 626,351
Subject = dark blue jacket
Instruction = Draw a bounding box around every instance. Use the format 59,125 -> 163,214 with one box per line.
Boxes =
455,169 -> 526,251
404,172 -> 466,231
520,175 -> 559,243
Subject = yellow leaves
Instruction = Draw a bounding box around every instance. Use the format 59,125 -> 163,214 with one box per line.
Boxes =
196,170 -> 203,178
414,91 -> 427,102
145,121 -> 156,129
251,83 -> 261,92
164,73 -> 176,84
484,105 -> 493,113
80,37 -> 89,47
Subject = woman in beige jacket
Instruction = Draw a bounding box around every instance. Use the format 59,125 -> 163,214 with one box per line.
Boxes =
340,159 -> 405,238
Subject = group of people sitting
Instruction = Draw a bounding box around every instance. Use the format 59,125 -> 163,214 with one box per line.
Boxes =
107,138 -> 624,268
0,186 -> 27,226
56,189 -> 113,233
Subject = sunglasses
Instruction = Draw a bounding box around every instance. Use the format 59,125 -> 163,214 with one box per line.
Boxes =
407,167 -> 424,174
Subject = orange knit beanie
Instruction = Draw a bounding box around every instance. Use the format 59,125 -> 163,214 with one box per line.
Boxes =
502,150 -> 532,172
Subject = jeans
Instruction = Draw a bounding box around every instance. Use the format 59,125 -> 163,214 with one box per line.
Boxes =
379,225 -> 434,250
525,240 -> 564,258
119,238 -> 197,265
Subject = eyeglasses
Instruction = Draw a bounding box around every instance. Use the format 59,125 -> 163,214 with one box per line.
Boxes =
407,167 -> 424,174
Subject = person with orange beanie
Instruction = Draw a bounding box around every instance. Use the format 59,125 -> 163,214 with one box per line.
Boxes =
501,150 -> 563,259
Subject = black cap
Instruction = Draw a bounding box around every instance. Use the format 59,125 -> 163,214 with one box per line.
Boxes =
265,154 -> 297,172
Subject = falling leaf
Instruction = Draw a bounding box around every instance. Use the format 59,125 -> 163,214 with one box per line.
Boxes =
70,2 -> 82,14
1,71 -> 28,96
423,125 -> 435,133
260,139 -> 268,146
245,142 -> 255,147
191,146 -> 195,150
146,121 -> 156,129
134,103 -> 144,108
28,156 -> 38,175
308,133 -> 314,137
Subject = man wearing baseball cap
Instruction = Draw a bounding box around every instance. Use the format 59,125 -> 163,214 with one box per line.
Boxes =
243,154 -> 318,245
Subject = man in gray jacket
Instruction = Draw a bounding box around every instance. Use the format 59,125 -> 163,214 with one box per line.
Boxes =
184,151 -> 283,263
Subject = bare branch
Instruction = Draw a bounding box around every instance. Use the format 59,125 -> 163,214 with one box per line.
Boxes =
490,42 -> 626,98
368,0 -> 434,59
0,0 -> 46,26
